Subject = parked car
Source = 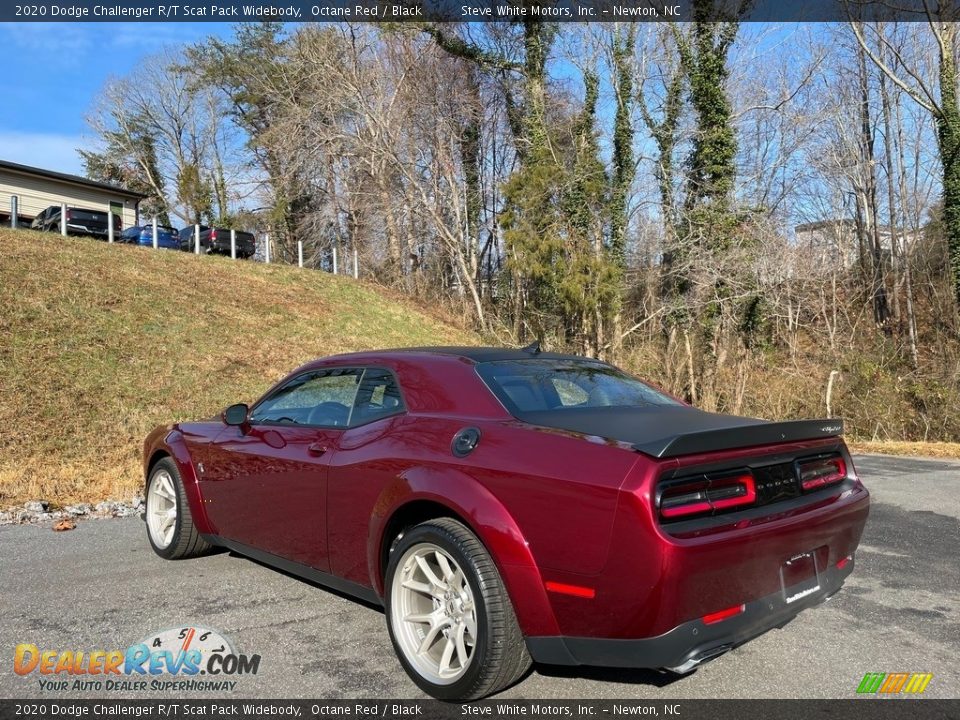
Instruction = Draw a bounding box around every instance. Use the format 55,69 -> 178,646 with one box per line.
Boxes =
30,205 -> 120,239
177,225 -> 256,258
142,346 -> 869,700
120,224 -> 180,250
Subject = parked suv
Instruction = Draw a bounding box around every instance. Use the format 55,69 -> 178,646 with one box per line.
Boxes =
30,206 -> 120,239
177,225 -> 256,259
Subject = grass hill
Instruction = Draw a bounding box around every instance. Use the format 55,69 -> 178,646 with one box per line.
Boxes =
0,229 -> 478,506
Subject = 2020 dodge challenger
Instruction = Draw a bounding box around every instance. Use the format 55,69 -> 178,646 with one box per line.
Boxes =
143,347 -> 870,699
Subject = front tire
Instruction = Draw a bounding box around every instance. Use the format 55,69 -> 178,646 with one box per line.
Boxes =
385,518 -> 531,700
145,458 -> 211,560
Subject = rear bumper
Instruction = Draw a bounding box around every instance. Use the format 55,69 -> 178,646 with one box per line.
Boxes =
525,558 -> 853,670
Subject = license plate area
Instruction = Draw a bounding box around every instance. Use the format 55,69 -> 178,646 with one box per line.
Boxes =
781,551 -> 820,604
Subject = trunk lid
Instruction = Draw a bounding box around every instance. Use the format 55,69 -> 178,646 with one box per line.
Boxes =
515,405 -> 843,458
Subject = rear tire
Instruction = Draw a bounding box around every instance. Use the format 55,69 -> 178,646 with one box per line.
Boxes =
385,518 -> 531,700
145,458 -> 212,560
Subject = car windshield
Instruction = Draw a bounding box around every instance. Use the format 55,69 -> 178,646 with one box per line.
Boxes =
476,359 -> 680,413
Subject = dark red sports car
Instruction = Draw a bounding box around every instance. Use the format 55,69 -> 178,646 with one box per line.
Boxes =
143,346 -> 869,699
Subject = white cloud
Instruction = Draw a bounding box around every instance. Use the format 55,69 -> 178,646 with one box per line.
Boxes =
0,132 -> 89,176
0,23 -> 93,55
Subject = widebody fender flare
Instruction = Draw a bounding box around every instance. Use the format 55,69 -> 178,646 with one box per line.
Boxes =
143,426 -> 214,535
367,465 -> 561,637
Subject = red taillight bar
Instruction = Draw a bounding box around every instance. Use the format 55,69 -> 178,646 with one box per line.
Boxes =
660,472 -> 756,520
798,457 -> 847,491
702,604 -> 745,625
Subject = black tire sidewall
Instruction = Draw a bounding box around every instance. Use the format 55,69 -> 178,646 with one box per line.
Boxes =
145,458 -> 186,560
384,522 -> 492,700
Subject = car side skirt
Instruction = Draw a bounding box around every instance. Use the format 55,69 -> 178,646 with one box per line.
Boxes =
200,534 -> 383,607
525,559 -> 853,670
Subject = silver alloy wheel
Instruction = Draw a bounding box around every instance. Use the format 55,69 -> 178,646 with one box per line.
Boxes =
147,469 -> 178,549
391,543 -> 478,685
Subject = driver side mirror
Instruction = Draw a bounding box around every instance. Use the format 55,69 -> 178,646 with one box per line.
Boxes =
223,403 -> 249,428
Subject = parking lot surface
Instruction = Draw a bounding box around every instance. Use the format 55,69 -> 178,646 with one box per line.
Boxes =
1,454 -> 957,699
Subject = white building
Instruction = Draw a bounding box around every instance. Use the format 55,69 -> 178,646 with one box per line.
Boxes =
1,159 -> 146,230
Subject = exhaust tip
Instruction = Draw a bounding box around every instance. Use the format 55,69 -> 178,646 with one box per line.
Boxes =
664,644 -> 732,675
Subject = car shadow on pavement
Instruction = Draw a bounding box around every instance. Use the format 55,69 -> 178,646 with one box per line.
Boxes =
532,664 -> 683,688
224,549 -> 385,613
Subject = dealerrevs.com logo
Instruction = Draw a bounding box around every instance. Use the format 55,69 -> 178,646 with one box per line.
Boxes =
14,626 -> 261,693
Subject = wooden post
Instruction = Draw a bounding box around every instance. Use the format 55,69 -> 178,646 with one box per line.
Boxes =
152,216 -> 158,249
230,229 -> 236,260
107,204 -> 114,244
60,203 -> 67,236
353,248 -> 358,278
265,233 -> 271,264
298,241 -> 303,268
10,196 -> 17,229
332,246 -> 338,274
194,224 -> 200,255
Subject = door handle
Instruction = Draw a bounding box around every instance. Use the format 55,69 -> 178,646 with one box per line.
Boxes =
307,442 -> 328,456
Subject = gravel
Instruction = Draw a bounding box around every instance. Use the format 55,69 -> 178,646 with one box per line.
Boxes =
0,495 -> 144,525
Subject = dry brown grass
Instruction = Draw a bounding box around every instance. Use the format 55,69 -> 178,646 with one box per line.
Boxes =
847,440 -> 960,460
0,229 -> 479,506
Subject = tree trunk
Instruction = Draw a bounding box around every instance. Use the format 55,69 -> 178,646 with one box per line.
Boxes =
937,23 -> 960,314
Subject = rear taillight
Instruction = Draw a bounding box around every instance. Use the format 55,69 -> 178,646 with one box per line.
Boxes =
797,456 -> 846,491
660,472 -> 756,520
65,210 -> 72,221
210,229 -> 217,240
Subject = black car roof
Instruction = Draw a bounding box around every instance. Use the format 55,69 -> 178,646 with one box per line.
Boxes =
388,346 -> 606,364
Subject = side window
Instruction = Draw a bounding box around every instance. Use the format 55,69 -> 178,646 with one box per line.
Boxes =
249,368 -> 362,427
351,368 -> 405,425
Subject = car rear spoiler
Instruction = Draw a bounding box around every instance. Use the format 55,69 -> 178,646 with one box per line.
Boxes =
634,418 -> 845,458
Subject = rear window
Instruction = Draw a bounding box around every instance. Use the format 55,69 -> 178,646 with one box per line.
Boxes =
69,210 -> 106,221
476,359 -> 680,413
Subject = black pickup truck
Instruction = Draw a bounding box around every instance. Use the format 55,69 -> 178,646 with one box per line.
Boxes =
30,206 -> 120,239
177,225 -> 256,259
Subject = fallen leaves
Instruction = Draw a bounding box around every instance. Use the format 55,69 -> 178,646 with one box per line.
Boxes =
52,518 -> 76,532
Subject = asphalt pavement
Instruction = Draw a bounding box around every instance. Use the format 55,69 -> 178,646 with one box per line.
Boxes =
1,454 -> 957,699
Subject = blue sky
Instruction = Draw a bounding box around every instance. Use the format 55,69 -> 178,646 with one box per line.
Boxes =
0,22 -> 234,175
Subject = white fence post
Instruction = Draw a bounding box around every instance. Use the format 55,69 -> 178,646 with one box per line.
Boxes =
60,203 -> 67,236
265,233 -> 271,264
10,196 -> 17,229
152,216 -> 158,249
298,241 -> 303,268
332,246 -> 338,274
230,229 -> 236,260
194,224 -> 200,255
107,205 -> 114,244
353,248 -> 358,279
